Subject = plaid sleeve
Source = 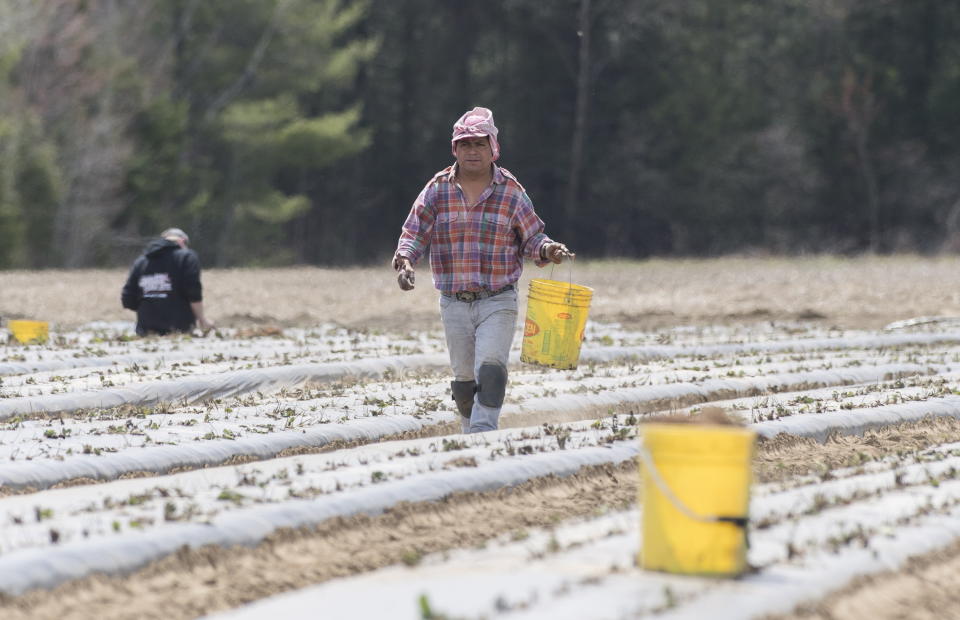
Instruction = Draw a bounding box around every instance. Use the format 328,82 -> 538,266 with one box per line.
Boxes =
513,189 -> 552,266
395,181 -> 437,264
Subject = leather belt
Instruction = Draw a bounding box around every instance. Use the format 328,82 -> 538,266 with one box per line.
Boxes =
444,284 -> 514,302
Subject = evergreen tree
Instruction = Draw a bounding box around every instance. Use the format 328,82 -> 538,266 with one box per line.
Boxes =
124,0 -> 377,265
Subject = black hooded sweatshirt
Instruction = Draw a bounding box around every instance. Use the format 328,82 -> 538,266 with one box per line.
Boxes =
121,239 -> 203,335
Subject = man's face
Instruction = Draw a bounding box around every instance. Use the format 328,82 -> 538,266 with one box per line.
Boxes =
454,136 -> 493,174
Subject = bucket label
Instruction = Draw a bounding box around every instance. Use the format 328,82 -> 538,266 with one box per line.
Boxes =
557,312 -> 572,320
524,319 -> 540,337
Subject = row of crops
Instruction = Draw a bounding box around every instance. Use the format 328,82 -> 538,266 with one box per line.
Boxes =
2,319 -> 960,618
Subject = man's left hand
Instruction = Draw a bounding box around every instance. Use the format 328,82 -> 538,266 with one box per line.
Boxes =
542,242 -> 575,264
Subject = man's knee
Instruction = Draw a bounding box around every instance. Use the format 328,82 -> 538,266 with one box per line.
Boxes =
450,380 -> 476,418
477,360 -> 508,408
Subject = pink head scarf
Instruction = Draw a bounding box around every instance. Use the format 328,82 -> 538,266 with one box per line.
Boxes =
451,106 -> 500,161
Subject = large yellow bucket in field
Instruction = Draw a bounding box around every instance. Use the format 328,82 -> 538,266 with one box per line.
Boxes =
520,278 -> 593,370
8,320 -> 49,344
639,423 -> 756,576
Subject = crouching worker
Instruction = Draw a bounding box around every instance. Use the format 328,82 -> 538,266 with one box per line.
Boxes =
392,107 -> 573,433
121,228 -> 214,336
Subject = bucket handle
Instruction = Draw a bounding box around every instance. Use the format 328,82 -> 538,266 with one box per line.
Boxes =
638,439 -> 748,529
548,255 -> 577,305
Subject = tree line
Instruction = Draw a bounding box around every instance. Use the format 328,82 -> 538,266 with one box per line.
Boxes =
0,0 -> 958,268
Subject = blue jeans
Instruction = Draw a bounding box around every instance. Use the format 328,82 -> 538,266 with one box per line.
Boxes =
439,288 -> 518,433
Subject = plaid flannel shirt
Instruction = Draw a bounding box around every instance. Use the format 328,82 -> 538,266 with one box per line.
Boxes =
395,164 -> 551,295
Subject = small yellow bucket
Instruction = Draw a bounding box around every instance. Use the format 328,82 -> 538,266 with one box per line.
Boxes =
8,320 -> 49,344
639,423 -> 756,576
520,278 -> 593,369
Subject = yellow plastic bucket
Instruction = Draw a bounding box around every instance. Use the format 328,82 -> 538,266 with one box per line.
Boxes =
520,278 -> 593,369
8,320 -> 49,344
639,423 -> 756,576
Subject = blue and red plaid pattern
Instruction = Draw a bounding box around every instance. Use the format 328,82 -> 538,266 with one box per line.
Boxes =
395,164 -> 552,295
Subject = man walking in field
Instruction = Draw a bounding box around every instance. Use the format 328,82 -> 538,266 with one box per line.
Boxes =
393,107 -> 573,433
121,228 -> 214,336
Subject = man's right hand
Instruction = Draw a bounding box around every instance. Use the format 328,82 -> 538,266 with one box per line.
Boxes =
393,256 -> 416,291
190,301 -> 215,334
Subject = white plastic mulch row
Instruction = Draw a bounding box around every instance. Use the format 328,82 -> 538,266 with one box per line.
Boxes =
1,326 -> 945,463
0,442 -> 638,596
0,320 -> 919,377
586,329 -> 960,362
203,468 -> 960,620
3,394 -> 960,600
753,393 -> 960,442
3,328 -> 958,419
0,351 -> 885,461
4,409 -> 955,562
0,324 -> 447,376
0,353 -> 450,420
0,362 -> 934,490
2,324 -> 960,609
676,371 -> 960,424
0,414 -> 431,491
534,462 -> 960,619
0,338 -> 313,377
1,347 -> 933,453
0,422 -> 624,556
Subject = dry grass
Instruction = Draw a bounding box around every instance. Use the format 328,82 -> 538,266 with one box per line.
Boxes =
3,255 -> 960,330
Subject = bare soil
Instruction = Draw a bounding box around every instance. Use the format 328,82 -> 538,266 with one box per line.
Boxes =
2,417 -> 958,620
5,255 -> 960,331
754,416 -> 960,484
767,540 -> 960,620
4,257 -> 960,618
0,462 -> 636,620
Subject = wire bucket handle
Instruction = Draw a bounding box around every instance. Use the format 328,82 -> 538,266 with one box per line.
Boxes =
547,254 -> 577,304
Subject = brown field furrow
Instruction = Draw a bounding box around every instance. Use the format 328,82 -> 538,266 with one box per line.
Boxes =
2,416 -> 959,620
765,539 -> 960,620
4,256 -> 960,331
5,257 -> 960,618
0,461 -> 636,620
754,415 -> 960,484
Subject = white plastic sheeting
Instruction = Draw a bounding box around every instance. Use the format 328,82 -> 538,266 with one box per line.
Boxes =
201,489 -> 960,620
3,325 -> 954,377
2,324 -> 959,606
3,324 -> 955,418
0,425 -> 619,555
656,511 -> 960,620
754,394 -> 960,442
0,362 -> 928,491
0,340 -> 311,377
578,330 -> 960,364
751,449 -> 960,525
0,414 -> 433,490
204,513 -> 650,620
506,362 -> 930,421
0,324 -> 445,377
0,443 -> 638,596
0,353 -> 450,421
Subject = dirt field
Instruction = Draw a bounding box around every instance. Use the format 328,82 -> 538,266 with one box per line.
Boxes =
3,418 -> 958,620
3,255 -> 960,619
767,539 -> 960,620
3,255 -> 960,330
